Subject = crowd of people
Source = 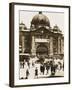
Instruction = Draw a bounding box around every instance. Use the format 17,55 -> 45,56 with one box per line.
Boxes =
20,56 -> 64,79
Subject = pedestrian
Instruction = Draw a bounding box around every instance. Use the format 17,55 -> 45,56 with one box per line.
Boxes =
32,61 -> 34,67
27,62 -> 30,68
42,64 -> 45,75
40,64 -> 43,74
23,61 -> 25,68
46,62 -> 50,74
26,69 -> 29,79
35,67 -> 38,78
50,60 -> 56,76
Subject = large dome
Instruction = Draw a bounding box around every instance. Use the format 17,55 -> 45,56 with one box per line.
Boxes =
31,12 -> 50,28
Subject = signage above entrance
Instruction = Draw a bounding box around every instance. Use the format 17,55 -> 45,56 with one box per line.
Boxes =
35,39 -> 49,43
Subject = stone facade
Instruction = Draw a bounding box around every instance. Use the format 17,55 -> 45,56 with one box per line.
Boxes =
19,12 -> 64,59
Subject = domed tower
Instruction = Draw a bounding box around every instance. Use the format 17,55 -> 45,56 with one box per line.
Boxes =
30,12 -> 51,57
30,11 -> 50,30
19,22 -> 27,31
19,22 -> 31,54
53,25 -> 62,34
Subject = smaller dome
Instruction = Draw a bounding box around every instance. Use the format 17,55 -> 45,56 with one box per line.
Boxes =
53,25 -> 59,30
19,22 -> 27,30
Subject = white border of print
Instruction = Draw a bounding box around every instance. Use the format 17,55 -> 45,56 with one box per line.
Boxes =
14,5 -> 69,86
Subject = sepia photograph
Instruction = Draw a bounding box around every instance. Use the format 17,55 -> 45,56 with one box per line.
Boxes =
9,3 -> 70,87
19,11 -> 64,79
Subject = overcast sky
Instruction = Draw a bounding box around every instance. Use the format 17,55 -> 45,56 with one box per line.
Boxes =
20,11 -> 64,33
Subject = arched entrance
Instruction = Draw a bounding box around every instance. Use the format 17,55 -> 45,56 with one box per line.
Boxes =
36,44 -> 48,57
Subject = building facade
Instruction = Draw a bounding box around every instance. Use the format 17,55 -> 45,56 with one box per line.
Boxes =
19,12 -> 64,61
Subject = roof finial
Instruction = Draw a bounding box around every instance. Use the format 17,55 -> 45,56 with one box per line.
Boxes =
39,11 -> 42,14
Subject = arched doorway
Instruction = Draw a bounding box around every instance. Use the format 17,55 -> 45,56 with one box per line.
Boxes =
36,44 -> 48,57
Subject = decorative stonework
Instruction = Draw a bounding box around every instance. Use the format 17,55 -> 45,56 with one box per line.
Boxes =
19,12 -> 64,58
49,36 -> 53,56
22,35 -> 25,53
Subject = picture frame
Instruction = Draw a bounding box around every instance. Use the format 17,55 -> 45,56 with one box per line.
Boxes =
9,2 -> 70,87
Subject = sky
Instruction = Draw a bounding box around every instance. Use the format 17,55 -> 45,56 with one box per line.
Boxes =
20,10 -> 64,33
